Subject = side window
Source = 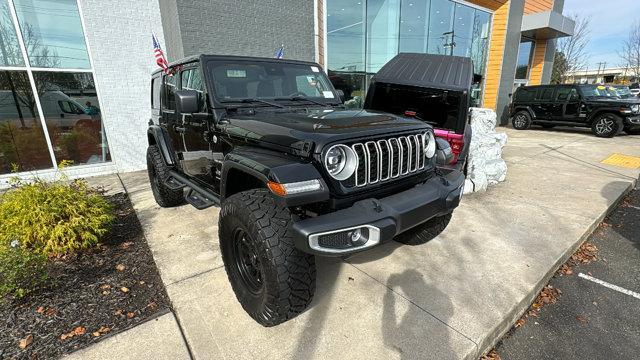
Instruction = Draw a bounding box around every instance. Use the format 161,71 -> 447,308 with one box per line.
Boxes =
515,88 -> 536,102
151,76 -> 161,109
162,75 -> 177,111
180,67 -> 206,112
556,87 -> 572,101
568,88 -> 579,100
539,87 -> 555,101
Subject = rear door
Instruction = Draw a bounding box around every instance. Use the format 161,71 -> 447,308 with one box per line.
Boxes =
562,87 -> 582,122
552,86 -> 572,119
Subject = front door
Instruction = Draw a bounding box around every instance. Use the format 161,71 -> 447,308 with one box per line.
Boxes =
563,88 -> 583,122
160,74 -> 184,161
177,65 -> 215,180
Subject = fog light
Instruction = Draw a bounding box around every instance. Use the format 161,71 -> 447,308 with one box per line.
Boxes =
350,229 -> 362,243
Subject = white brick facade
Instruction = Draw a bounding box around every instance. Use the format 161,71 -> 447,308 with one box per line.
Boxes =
79,0 -> 166,173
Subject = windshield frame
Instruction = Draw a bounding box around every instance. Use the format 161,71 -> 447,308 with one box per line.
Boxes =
203,58 -> 342,109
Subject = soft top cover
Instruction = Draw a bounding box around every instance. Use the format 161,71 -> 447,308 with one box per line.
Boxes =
371,53 -> 473,92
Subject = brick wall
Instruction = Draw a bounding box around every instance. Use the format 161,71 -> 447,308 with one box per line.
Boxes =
161,0 -> 315,62
79,0 -> 166,173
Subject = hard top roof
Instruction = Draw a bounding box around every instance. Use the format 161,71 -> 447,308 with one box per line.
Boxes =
371,53 -> 473,92
152,54 -> 321,75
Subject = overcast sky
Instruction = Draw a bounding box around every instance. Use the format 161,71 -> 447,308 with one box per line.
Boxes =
563,0 -> 640,70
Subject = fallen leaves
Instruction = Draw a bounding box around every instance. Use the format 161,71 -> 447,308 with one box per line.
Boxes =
481,349 -> 501,360
120,287 -> 130,293
514,285 -> 562,329
571,243 -> 598,264
576,314 -> 589,325
18,334 -> 33,349
35,306 -> 57,317
91,326 -> 111,337
127,311 -> 136,319
119,241 -> 134,250
115,264 -> 126,271
60,326 -> 86,341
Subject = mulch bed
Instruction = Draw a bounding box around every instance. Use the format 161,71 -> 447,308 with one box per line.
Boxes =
0,192 -> 171,359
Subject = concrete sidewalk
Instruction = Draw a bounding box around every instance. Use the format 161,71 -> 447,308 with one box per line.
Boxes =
85,128 -> 639,359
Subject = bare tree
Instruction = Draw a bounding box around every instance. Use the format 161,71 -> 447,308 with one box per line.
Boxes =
554,14 -> 591,83
618,21 -> 640,82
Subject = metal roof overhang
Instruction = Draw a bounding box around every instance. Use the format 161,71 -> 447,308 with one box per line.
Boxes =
521,11 -> 575,40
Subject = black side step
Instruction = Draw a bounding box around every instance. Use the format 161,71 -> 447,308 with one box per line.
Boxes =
167,170 -> 220,210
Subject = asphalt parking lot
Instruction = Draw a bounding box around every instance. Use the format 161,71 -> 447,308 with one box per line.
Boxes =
494,186 -> 640,360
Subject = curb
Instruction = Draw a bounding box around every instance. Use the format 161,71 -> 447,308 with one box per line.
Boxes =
471,177 -> 638,359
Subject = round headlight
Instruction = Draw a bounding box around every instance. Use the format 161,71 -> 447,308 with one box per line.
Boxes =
423,131 -> 436,158
324,144 -> 357,181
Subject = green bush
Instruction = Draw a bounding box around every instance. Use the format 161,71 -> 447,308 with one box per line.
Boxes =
0,244 -> 48,300
0,178 -> 115,256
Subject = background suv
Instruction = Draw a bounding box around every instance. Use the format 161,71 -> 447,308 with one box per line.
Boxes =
509,84 -> 640,137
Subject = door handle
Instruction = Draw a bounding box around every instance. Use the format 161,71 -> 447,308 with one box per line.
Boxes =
173,125 -> 186,133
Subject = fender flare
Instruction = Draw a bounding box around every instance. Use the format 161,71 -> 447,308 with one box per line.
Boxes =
586,109 -> 623,125
220,147 -> 329,206
512,106 -> 535,119
147,125 -> 176,165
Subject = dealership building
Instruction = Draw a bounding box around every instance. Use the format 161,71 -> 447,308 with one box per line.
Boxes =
0,0 -> 573,183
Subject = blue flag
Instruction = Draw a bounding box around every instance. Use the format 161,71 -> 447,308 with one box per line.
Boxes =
274,45 -> 284,59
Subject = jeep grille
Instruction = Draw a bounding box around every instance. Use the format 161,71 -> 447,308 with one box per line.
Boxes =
343,133 -> 429,188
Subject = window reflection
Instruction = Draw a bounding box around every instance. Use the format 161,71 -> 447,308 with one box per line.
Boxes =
33,71 -> 110,165
0,1 -> 24,66
366,0 -> 400,73
471,10 -> 491,75
327,0 -> 366,72
399,0 -> 429,53
516,38 -> 535,80
428,0 -> 454,55
328,71 -> 367,108
452,3 -> 474,57
0,70 -> 52,173
14,0 -> 90,69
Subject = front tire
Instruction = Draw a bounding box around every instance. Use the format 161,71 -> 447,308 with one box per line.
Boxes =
512,111 -> 532,130
219,189 -> 316,327
591,113 -> 623,138
147,145 -> 184,207
394,214 -> 452,245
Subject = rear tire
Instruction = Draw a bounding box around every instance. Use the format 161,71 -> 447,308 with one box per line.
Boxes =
512,111 -> 531,130
591,113 -> 623,138
394,214 -> 452,246
219,189 -> 316,327
147,145 -> 184,207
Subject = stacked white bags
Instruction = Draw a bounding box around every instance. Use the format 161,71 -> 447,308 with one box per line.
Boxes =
463,107 -> 508,194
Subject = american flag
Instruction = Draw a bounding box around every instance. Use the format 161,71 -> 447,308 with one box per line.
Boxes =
274,44 -> 284,59
153,34 -> 170,74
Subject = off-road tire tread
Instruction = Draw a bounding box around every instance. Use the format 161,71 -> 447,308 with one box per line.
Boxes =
220,189 -> 316,327
147,145 -> 184,207
394,213 -> 453,245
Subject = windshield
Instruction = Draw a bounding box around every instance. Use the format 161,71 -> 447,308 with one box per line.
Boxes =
579,85 -> 619,98
207,61 -> 337,103
613,86 -> 632,98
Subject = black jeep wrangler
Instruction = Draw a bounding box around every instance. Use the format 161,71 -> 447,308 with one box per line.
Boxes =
510,84 -> 640,137
147,55 -> 465,326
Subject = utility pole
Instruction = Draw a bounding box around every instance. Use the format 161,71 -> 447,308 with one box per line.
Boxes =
443,31 -> 455,56
595,62 -> 607,84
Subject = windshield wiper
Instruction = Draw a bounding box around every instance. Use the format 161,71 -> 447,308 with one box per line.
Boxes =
222,98 -> 286,109
275,95 -> 328,107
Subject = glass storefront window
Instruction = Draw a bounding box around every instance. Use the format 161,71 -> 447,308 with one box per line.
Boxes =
0,1 -> 24,66
427,0 -> 454,55
0,70 -> 52,173
14,0 -> 90,69
452,3 -> 474,58
366,0 -> 400,73
516,38 -> 535,80
32,71 -> 110,165
326,0 -> 493,108
470,10 -> 491,75
327,0 -> 366,72
399,0 -> 429,53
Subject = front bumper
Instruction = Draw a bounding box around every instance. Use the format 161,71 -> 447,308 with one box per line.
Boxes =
291,170 -> 465,256
625,115 -> 640,125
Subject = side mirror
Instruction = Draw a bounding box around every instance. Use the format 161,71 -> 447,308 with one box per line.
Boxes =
435,138 -> 454,166
175,90 -> 199,114
335,89 -> 345,102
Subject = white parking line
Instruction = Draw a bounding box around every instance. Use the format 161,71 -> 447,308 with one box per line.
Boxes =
578,273 -> 640,300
